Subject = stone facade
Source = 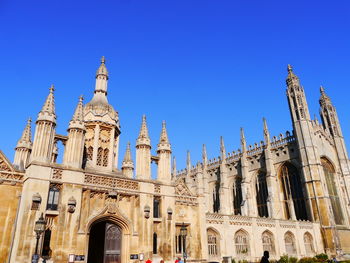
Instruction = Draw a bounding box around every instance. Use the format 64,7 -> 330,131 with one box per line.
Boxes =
1,59 -> 350,263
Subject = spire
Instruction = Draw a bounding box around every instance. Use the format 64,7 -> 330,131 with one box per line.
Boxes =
240,128 -> 247,152
69,96 -> 85,129
286,64 -> 300,87
172,156 -> 177,177
122,142 -> 134,177
96,56 -> 109,79
16,118 -> 32,149
37,85 -> 56,123
122,142 -> 133,164
186,150 -> 191,172
220,136 -> 226,160
202,144 -> 208,165
157,120 -> 171,152
263,118 -> 270,145
319,86 -> 331,105
136,115 -> 151,147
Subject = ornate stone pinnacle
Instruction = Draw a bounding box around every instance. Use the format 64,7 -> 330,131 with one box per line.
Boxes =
287,64 -> 293,73
101,56 -> 106,64
50,84 -> 55,93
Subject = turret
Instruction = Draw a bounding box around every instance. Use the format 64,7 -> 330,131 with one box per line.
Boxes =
319,86 -> 342,137
135,115 -> 151,180
286,65 -> 311,122
219,136 -> 231,214
63,96 -> 86,168
14,118 -> 32,170
31,85 -> 56,163
122,142 -> 134,178
157,121 -> 172,183
84,57 -> 120,171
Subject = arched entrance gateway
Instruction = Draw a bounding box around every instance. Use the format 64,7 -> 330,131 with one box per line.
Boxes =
88,221 -> 122,263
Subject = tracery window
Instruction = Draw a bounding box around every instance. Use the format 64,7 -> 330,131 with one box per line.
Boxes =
256,172 -> 269,217
87,146 -> 93,161
47,186 -> 59,211
284,232 -> 296,255
304,232 -> 314,255
103,148 -> 109,167
233,176 -> 243,215
207,229 -> 220,257
97,147 -> 103,166
262,231 -> 275,255
235,230 -> 249,257
321,158 -> 344,225
280,163 -> 308,220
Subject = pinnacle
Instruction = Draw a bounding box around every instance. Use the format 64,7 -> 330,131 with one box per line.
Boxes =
287,64 -> 293,73
263,118 -> 270,144
159,120 -> 170,145
123,142 -> 132,162
220,136 -> 226,160
202,144 -> 208,163
186,150 -> 191,170
69,96 -> 84,128
136,115 -> 151,146
240,127 -> 247,152
16,118 -> 32,148
38,85 -> 56,122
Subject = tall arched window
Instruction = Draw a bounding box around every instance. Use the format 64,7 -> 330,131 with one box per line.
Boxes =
256,172 -> 269,217
153,233 -> 157,254
280,163 -> 308,220
262,231 -> 275,255
233,177 -> 243,215
304,232 -> 314,255
213,182 -> 220,213
207,229 -> 220,258
321,158 -> 344,225
235,230 -> 250,257
284,232 -> 296,255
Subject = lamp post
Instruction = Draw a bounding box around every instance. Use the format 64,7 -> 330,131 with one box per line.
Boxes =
180,223 -> 187,263
32,213 -> 46,263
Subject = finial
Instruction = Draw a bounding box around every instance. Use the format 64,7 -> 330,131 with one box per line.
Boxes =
79,95 -> 84,102
220,136 -> 226,160
28,117 -> 32,124
287,64 -> 293,73
49,84 -> 55,93
320,85 -> 325,94
202,144 -> 208,164
186,150 -> 191,170
240,127 -> 247,152
101,56 -> 106,64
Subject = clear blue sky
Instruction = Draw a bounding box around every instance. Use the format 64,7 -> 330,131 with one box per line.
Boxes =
1,0 -> 350,172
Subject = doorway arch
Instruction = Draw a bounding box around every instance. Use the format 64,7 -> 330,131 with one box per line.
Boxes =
87,215 -> 131,263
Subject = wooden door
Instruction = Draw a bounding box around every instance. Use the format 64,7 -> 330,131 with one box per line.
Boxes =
104,223 -> 121,263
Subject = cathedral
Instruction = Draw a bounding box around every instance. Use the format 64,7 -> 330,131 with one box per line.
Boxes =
0,58 -> 349,263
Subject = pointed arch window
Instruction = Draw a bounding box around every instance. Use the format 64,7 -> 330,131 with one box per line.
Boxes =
280,163 -> 308,220
304,232 -> 315,255
235,230 -> 249,257
213,182 -> 220,213
256,172 -> 269,217
284,232 -> 296,255
207,229 -> 220,257
233,176 -> 243,215
321,158 -> 344,225
262,231 -> 275,255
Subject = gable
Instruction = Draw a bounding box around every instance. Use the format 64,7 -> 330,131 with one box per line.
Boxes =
175,179 -> 194,197
0,150 -> 15,172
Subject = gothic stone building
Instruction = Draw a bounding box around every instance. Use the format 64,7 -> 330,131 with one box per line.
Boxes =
1,59 -> 350,263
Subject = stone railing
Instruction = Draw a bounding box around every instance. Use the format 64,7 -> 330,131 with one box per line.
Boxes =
206,213 -> 316,230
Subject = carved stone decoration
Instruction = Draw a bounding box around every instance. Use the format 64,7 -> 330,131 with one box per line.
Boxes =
107,201 -> 118,214
0,151 -> 15,172
84,174 -> 139,191
52,168 -> 63,180
67,196 -> 77,213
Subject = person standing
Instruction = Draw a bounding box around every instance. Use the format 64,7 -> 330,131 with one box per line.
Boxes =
260,251 -> 270,263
